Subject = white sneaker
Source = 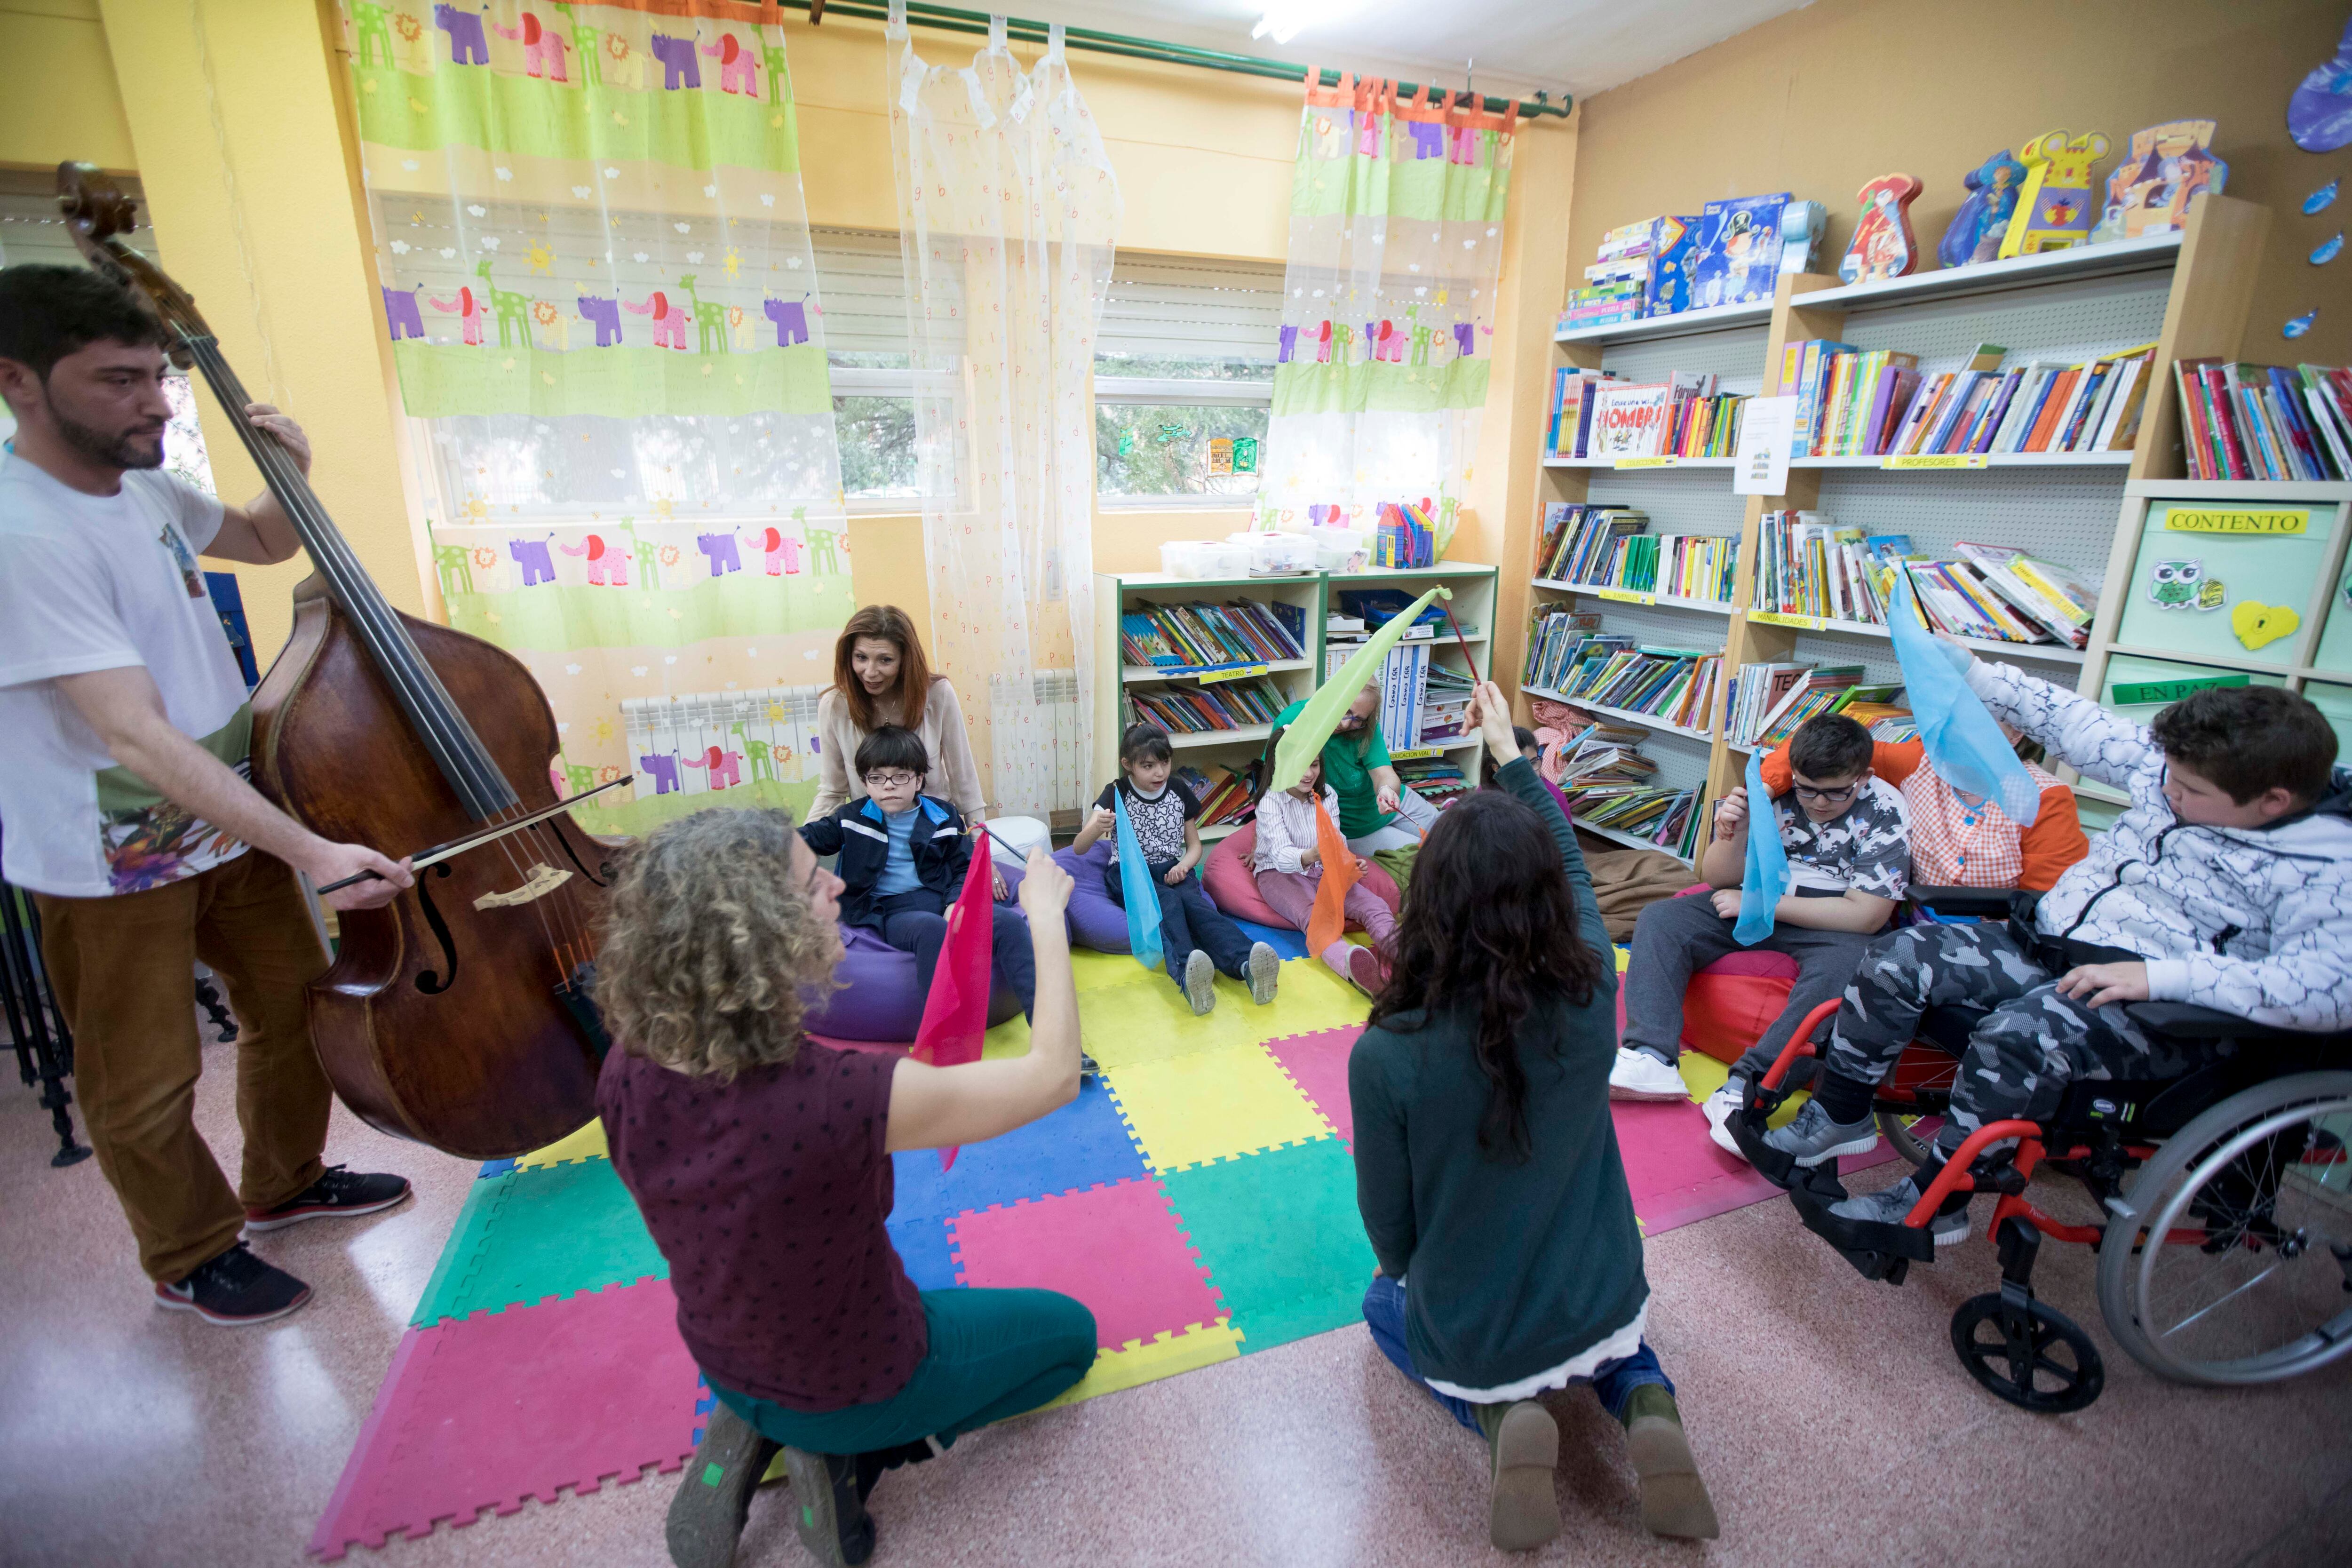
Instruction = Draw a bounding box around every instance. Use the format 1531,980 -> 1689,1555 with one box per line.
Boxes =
1701,1080 -> 1746,1159
1610,1048 -> 1687,1102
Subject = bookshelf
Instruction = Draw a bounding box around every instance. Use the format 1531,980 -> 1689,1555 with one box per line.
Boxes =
1519,194 -> 2280,843
1094,563 -> 1500,842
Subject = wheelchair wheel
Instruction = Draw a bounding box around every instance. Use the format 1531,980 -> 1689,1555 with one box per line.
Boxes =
2096,1071 -> 2352,1388
1949,1292 -> 2105,1412
1875,1107 -> 1938,1167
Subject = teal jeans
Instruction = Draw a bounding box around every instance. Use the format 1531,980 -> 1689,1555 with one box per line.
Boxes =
708,1288 -> 1097,1455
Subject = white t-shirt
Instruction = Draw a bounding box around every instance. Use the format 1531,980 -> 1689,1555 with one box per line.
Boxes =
0,455 -> 253,897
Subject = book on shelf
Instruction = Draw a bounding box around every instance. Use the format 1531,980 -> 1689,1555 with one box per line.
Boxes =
2174,358 -> 2352,480
1548,646 -> 1721,733
1421,663 -> 1475,746
1522,607 -> 1607,691
1554,718 -> 1701,856
1538,503 -> 1648,581
1120,597 -> 1306,670
1375,642 -> 1431,754
1779,339 -> 2155,457
1126,676 -> 1286,737
1743,664 -> 1868,748
1951,541 -> 2096,646
1545,368 -> 1618,457
1589,382 -> 1676,459
1394,756 -> 1472,801
1182,764 -> 1258,829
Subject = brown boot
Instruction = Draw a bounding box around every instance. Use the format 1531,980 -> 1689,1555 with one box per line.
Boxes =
1476,1400 -> 1561,1551
1621,1386 -> 1719,1540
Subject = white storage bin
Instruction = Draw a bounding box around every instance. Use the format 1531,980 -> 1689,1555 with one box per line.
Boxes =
1226,530 -> 1317,576
1158,540 -> 1216,579
1308,525 -> 1369,573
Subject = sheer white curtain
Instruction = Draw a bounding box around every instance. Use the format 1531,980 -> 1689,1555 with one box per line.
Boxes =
885,4 -> 1120,818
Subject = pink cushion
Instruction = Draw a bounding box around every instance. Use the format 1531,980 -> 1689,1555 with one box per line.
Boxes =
1201,822 -> 1403,931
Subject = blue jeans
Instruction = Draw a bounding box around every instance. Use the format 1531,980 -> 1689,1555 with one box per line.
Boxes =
1361,1274 -> 1671,1433
1104,860 -> 1255,987
871,890 -> 1037,1019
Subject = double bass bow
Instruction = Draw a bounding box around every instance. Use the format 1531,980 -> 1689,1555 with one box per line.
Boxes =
59,163 -> 613,1160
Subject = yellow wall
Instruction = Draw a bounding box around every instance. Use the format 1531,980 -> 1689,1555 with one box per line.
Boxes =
1562,0 -> 2352,368
0,0 -> 135,173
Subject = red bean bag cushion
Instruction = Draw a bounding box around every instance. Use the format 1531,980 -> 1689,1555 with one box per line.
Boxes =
1200,822 -> 1403,931
1613,883 -> 1801,1067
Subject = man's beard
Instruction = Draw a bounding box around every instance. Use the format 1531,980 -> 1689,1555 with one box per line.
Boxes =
49,395 -> 165,470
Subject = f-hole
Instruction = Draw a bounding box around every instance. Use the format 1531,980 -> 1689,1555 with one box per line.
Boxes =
547,817 -> 611,888
413,863 -> 461,994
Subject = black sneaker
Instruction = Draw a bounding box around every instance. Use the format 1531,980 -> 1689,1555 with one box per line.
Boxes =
154,1242 -> 311,1325
1080,1052 -> 1100,1082
779,1446 -> 875,1567
244,1165 -> 412,1232
667,1401 -> 781,1568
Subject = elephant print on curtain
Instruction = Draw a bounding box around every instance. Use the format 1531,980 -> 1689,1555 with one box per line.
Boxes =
347,0 -> 857,838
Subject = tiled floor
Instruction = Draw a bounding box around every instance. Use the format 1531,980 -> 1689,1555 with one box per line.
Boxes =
5,1027 -> 2349,1568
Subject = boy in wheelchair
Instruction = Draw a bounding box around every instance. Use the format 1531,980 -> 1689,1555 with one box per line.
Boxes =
1756,663 -> 2352,1246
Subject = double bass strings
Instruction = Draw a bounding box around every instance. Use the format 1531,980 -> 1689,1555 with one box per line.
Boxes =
188,339 -> 589,975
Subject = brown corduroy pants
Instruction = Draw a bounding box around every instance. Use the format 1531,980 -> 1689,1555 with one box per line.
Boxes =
36,850 -> 332,1284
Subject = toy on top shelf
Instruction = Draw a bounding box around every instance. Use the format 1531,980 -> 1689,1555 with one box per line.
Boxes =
1938,148 -> 2028,268
2092,120 -> 2228,242
1779,200 -> 1829,275
1998,129 -> 2111,259
1840,174 -> 1925,283
1561,215 -> 1700,329
1689,193 -> 1790,309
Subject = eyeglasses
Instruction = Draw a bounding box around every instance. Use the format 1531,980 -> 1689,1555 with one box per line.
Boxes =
1791,781 -> 1859,804
864,770 -> 920,789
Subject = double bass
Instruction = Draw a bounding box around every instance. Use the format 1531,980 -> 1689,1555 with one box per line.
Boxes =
60,164 -> 611,1160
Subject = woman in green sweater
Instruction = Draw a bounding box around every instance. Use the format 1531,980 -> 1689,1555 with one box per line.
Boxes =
1350,681 -> 1718,1551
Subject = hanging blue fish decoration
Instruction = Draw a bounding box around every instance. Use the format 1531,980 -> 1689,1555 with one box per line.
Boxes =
2307,179 -> 2341,215
2313,232 -> 2344,265
2285,311 -> 2318,339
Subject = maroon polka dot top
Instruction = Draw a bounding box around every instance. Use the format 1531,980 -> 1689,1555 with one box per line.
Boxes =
599,1038 -> 926,1411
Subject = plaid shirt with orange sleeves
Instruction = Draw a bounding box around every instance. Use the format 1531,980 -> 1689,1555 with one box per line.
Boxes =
1898,759 -> 2060,887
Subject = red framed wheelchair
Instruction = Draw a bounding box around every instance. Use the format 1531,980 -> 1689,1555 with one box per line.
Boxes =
1730,989 -> 2352,1415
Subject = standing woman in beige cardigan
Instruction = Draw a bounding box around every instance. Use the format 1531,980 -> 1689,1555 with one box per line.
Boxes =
810,605 -> 987,820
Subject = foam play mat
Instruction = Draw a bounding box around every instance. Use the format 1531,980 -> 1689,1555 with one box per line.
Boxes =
311,937 -> 1866,1557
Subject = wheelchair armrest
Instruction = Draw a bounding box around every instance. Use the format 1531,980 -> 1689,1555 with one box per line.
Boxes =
2121,1000 -> 2331,1045
1909,885 -> 2014,918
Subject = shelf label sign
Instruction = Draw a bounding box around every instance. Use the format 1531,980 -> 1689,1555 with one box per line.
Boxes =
1596,586 -> 1655,605
1197,663 -> 1270,685
1882,453 -> 1989,470
1616,456 -> 1678,469
2163,507 -> 2310,536
1733,394 -> 1797,497
2112,672 -> 2250,705
1748,610 -> 1820,630
1388,746 -> 1442,761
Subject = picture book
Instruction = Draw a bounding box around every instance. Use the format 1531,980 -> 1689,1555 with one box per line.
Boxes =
1690,193 -> 1790,309
1840,174 -> 1924,283
1589,382 -> 1675,459
1644,215 -> 1699,318
2094,120 -> 2228,242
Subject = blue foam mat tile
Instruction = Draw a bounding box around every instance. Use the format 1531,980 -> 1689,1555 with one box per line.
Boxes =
1232,918 -> 1308,961
885,1212 -> 962,1291
888,1075 -> 1148,1225
477,1158 -> 517,1178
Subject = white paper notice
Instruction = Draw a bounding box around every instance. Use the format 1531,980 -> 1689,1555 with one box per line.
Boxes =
1734,394 -> 1797,497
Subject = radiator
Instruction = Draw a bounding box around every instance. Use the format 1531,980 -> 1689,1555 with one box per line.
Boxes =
988,667 -> 1090,817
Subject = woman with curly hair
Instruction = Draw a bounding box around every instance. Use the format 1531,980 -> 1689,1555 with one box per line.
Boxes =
594,808 -> 1095,1568
811,605 -> 985,820
1349,683 -> 1717,1551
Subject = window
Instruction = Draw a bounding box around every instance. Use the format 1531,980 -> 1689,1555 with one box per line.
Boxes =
1093,255 -> 1283,504
812,228 -> 929,505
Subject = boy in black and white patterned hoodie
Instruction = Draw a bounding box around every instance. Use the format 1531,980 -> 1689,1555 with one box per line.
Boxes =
1824,652 -> 2352,1243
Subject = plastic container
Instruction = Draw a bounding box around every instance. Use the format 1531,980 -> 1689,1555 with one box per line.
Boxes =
1307,525 -> 1370,574
1226,531 -> 1317,576
1158,540 -> 1214,579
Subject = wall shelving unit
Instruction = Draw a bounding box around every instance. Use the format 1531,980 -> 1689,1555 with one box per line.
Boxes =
1095,562 -> 1499,841
1519,195 -> 2280,850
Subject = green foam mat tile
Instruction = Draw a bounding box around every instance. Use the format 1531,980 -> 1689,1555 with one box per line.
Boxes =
1157,1137 -> 1377,1351
409,1159 -> 667,1328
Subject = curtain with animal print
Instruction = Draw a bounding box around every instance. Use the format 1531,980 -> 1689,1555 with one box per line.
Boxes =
1253,73 -> 1516,551
342,0 -> 852,837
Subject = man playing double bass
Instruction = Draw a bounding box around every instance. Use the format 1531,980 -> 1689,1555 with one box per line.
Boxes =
0,264 -> 415,1325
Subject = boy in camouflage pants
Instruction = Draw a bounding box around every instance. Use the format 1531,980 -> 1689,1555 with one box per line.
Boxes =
1756,660 -> 2352,1247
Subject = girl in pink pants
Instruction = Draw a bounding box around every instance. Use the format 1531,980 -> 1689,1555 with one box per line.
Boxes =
1251,744 -> 1393,996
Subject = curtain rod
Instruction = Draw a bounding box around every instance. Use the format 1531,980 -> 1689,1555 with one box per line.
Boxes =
777,0 -> 1573,119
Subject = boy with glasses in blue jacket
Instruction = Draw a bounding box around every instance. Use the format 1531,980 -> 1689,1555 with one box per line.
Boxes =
1612,715 -> 1911,1150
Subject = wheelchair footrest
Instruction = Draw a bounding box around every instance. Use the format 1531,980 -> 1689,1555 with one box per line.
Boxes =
1787,1164 -> 1937,1285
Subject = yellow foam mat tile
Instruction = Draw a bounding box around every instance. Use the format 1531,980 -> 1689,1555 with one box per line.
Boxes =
1042,1319 -> 1245,1409
516,1117 -> 609,1169
1676,1050 -> 1808,1129
1239,958 -> 1369,1045
1102,1043 -> 1334,1172
1070,971 -> 1264,1069
1070,948 -> 1154,993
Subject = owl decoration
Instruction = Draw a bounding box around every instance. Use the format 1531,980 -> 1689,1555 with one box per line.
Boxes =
2148,558 -> 2222,610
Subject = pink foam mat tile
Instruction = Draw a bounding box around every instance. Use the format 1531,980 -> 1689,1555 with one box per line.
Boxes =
309,1276 -> 701,1560
1611,1097 -> 1906,1234
947,1177 -> 1225,1353
1262,1026 -> 1362,1145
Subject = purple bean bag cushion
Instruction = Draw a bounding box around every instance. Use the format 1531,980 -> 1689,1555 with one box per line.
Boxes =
802,865 -> 1029,1042
1053,839 -> 1132,954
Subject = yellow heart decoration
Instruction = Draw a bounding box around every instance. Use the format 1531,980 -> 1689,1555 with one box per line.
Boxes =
2230,600 -> 2300,651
